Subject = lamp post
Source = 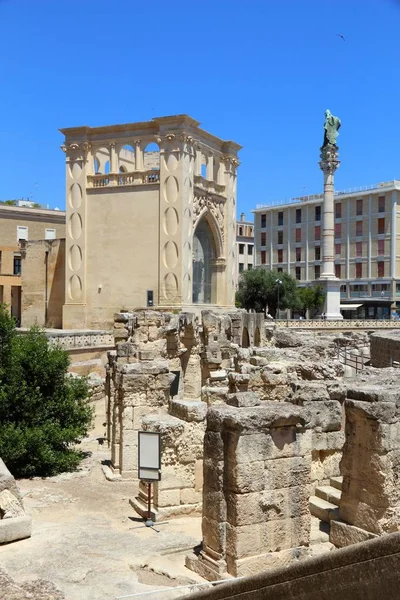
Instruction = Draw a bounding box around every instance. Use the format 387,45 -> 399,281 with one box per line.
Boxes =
276,278 -> 282,320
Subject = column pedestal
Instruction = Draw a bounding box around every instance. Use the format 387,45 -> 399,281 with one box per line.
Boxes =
319,277 -> 342,320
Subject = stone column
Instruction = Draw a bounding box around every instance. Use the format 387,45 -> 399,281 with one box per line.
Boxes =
134,140 -> 143,171
319,145 -> 343,320
110,142 -> 118,173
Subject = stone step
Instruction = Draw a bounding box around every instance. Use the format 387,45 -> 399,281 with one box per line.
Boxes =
330,476 -> 343,491
309,496 -> 340,523
315,485 -> 341,507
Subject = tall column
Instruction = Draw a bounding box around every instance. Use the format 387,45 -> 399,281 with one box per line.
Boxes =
110,142 -> 118,173
134,140 -> 143,171
319,143 -> 343,319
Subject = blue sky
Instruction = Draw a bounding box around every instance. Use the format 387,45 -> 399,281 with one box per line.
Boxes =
0,0 -> 399,217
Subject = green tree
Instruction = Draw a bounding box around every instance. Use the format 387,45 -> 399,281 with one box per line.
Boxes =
0,306 -> 93,477
236,268 -> 299,316
297,285 -> 325,318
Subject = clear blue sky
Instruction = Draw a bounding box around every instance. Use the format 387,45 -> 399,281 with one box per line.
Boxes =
1,0 -> 400,217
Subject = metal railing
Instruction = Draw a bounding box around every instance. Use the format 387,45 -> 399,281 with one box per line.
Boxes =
336,342 -> 369,374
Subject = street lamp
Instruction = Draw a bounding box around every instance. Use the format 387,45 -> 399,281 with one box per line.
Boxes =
276,278 -> 282,320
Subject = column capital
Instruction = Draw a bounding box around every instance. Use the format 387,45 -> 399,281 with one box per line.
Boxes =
319,144 -> 340,174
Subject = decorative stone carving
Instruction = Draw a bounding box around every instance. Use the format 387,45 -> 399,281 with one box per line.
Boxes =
319,144 -> 340,175
61,142 -> 90,161
193,195 -> 225,242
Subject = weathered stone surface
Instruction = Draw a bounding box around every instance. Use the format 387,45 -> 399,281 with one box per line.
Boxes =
0,489 -> 24,519
0,459 -> 20,500
274,329 -> 303,348
169,399 -> 207,422
226,392 -> 261,407
330,519 -> 378,548
0,515 -> 32,544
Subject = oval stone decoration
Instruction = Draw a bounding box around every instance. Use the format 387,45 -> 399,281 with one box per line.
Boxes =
70,183 -> 82,209
164,176 -> 179,204
163,241 -> 179,269
68,274 -> 82,301
71,162 -> 82,180
69,244 -> 82,272
183,272 -> 191,301
163,272 -> 178,300
166,153 -> 178,172
69,212 -> 82,240
163,207 -> 179,236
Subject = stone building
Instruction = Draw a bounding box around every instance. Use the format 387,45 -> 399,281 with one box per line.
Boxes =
253,181 -> 400,319
235,213 -> 254,285
60,115 -> 241,329
0,202 -> 65,324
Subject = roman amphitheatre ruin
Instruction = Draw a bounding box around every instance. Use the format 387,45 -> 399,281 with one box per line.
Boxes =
2,309 -> 400,599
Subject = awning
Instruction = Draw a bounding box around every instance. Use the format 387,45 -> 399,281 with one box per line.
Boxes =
340,304 -> 362,310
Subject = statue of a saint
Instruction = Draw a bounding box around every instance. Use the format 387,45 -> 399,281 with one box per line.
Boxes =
323,109 -> 341,147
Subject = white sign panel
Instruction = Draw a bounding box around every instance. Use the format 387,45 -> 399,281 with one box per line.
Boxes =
138,431 -> 161,481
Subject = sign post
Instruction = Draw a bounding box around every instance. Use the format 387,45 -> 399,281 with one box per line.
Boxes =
138,431 -> 161,527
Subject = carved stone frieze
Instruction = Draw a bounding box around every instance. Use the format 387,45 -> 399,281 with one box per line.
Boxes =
193,194 -> 225,242
61,142 -> 91,161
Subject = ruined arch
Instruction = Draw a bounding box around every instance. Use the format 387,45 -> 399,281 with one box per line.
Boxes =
254,326 -> 261,347
192,216 -> 218,304
242,327 -> 250,348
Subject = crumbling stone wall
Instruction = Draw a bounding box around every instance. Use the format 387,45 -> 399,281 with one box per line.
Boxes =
186,400 -> 312,579
370,330 -> 400,368
330,382 -> 400,548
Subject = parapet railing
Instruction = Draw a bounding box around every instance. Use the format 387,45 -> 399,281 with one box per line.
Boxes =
273,319 -> 400,329
87,170 -> 160,188
335,342 -> 370,374
17,328 -> 114,350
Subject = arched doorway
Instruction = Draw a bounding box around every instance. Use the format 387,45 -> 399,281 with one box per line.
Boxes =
192,218 -> 217,304
242,327 -> 250,348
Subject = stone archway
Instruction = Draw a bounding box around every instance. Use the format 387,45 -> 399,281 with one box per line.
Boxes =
242,327 -> 250,348
192,217 -> 218,304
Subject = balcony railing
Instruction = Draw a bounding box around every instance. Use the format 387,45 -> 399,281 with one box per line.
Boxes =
87,170 -> 160,189
371,290 -> 391,298
194,175 -> 226,197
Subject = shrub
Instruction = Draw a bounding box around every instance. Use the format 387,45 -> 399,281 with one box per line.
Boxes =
0,306 -> 93,477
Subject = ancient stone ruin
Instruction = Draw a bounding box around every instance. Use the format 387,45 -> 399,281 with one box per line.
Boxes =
0,458 -> 31,545
105,310 -> 400,579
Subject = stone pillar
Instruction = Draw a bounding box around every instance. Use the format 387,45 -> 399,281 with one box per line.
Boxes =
319,145 -> 342,320
330,384 -> 400,548
187,400 -> 311,580
206,154 -> 214,181
134,140 -> 143,171
110,142 -> 118,173
62,141 -> 90,328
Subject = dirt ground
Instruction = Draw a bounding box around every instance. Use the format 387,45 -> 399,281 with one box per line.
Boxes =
0,402 -> 205,600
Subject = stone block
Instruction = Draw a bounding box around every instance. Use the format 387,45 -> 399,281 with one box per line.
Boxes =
0,489 -> 24,518
154,488 -> 181,508
202,516 -> 226,555
203,490 -> 227,522
231,546 -> 310,578
180,488 -> 202,505
203,459 -> 224,491
303,400 -> 342,432
0,459 -> 20,500
264,456 -> 311,490
169,399 -> 207,422
227,392 -> 261,407
224,460 -> 266,494
312,431 -> 345,451
0,515 -> 32,544
330,519 -> 378,548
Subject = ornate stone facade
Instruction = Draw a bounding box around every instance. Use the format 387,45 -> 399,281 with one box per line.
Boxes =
60,115 -> 241,329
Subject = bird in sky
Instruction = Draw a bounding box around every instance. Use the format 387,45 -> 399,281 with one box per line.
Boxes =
337,33 -> 346,41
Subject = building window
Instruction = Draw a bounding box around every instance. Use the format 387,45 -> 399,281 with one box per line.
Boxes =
277,249 -> 283,263
378,218 -> 385,235
296,208 -> 301,224
356,263 -> 362,278
295,228 -> 301,243
260,232 -> 266,246
45,228 -> 56,240
315,226 -> 321,241
261,214 -> 266,228
239,263 -> 244,273
335,243 -> 341,255
315,246 -> 321,261
335,203 -> 342,219
356,221 -> 363,237
248,245 -> 253,256
356,241 -> 363,257
335,223 -> 342,238
277,267 -> 283,273
295,266 -> 301,280
296,247 -> 301,262
239,226 -> 243,236
378,196 -> 386,213
13,256 -> 21,275
278,211 -> 283,226
315,206 -> 321,221
277,231 -> 283,245
378,239 -> 385,255
356,199 -> 363,216
314,265 -> 320,279
261,250 -> 266,264
377,261 -> 384,277
239,244 -> 245,254
248,264 -> 253,270
17,226 -> 28,241
335,264 -> 341,278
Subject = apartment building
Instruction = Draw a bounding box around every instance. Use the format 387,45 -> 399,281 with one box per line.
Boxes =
0,202 -> 66,324
253,181 -> 400,319
236,212 -> 254,284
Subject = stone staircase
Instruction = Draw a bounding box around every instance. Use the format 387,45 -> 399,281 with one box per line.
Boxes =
309,476 -> 342,523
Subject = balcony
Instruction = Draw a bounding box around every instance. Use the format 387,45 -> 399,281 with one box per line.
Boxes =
194,175 -> 226,198
87,170 -> 160,189
371,291 -> 391,298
